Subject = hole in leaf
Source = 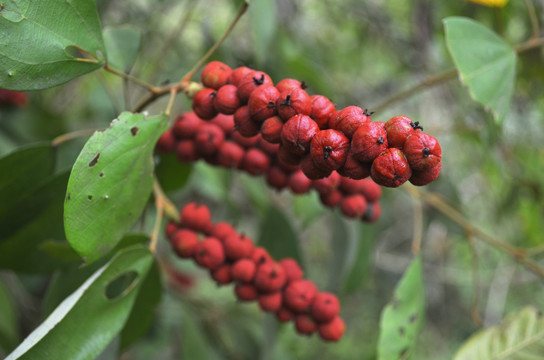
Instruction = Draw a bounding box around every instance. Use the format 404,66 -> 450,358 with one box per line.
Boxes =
89,152 -> 100,167
105,271 -> 139,300
398,327 -> 405,336
99,172 -> 105,178
409,313 -> 418,323
87,195 -> 93,200
64,45 -> 96,61
130,127 -> 139,136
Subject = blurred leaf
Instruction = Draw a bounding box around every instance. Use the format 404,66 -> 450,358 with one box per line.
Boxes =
444,17 -> 516,124
103,26 -> 142,71
258,205 -> 303,266
378,255 -> 425,360
0,171 -> 70,273
64,112 -> 168,263
292,192 -> 325,229
0,0 -> 106,90
343,224 -> 375,295
466,0 -> 509,7
180,310 -> 222,360
239,173 -> 269,216
250,0 -> 277,65
155,152 -> 192,193
6,245 -> 153,360
454,307 -> 544,360
327,212 -> 350,292
0,279 -> 19,353
38,241 -> 81,263
0,143 -> 55,218
119,260 -> 162,350
191,162 -> 231,201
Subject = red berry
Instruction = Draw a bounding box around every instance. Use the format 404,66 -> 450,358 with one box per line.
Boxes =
310,129 -> 349,171
403,132 -> 442,171
210,114 -> 235,135
227,66 -> 253,87
260,116 -> 284,144
234,283 -> 258,301
288,170 -> 313,194
165,221 -> 178,238
173,112 -> 203,139
279,258 -> 304,283
311,292 -> 340,323
351,121 -> 388,162
276,88 -> 312,121
251,247 -> 273,266
276,306 -> 295,322
258,292 -> 283,312
211,264 -> 233,285
337,151 -> 371,180
257,137 -> 280,155
362,202 -> 381,223
340,194 -> 367,218
210,222 -> 236,243
310,95 -> 335,129
0,89 -> 27,107
175,140 -> 199,163
312,171 -> 342,194
277,144 -> 303,167
194,237 -> 225,270
224,233 -> 254,260
217,141 -> 245,168
156,129 -> 176,153
281,115 -> 320,157
231,258 -> 257,283
242,148 -> 270,176
254,262 -> 287,293
201,61 -> 232,90
248,85 -> 280,122
234,105 -> 261,137
370,148 -> 412,188
266,166 -> 289,190
384,115 -> 422,148
192,88 -> 218,120
170,229 -> 200,258
295,314 -> 318,335
194,123 -> 225,157
213,84 -> 240,115
340,178 -> 382,203
409,161 -> 441,186
319,190 -> 343,208
231,131 -> 260,148
284,280 -> 318,312
275,78 -> 305,93
237,71 -> 274,103
318,316 -> 345,342
180,202 -> 212,232
300,154 -> 331,180
329,106 -> 371,138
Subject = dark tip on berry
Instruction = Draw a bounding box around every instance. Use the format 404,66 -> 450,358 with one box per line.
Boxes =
410,121 -> 424,131
363,109 -> 375,116
267,100 -> 275,108
377,136 -> 385,145
422,147 -> 430,158
253,74 -> 265,85
270,270 -> 278,278
210,91 -> 217,98
323,145 -> 333,160
301,81 -> 307,89
280,95 -> 292,107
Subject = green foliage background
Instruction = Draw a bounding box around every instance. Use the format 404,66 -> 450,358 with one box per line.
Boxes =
1,0 -> 544,359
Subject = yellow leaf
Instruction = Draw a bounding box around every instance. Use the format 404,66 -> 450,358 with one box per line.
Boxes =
464,0 -> 509,7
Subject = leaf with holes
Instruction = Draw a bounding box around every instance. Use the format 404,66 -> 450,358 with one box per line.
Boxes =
5,245 -> 153,360
454,306 -> 544,360
64,112 -> 168,263
444,17 -> 516,124
378,255 -> 425,360
0,0 -> 107,90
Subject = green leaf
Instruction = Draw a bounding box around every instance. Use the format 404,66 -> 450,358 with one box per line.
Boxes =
250,0 -> 277,65
119,260 -> 162,350
258,205 -> 303,266
0,171 -> 70,273
0,0 -> 106,90
292,192 -> 326,229
326,212 -> 350,292
454,307 -> 544,360
343,224 -> 376,295
0,280 -> 19,353
6,245 -> 153,360
443,17 -> 516,124
155,152 -> 192,193
378,255 -> 425,360
64,112 -> 168,263
103,25 -> 142,71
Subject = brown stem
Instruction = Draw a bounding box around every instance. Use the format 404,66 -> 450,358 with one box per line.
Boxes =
467,235 -> 483,326
149,178 -> 179,255
104,63 -> 159,93
52,129 -> 96,147
524,0 -> 540,40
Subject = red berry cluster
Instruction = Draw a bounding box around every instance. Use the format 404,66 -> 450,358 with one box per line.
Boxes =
165,202 -> 346,342
189,61 -> 442,187
157,111 -> 382,223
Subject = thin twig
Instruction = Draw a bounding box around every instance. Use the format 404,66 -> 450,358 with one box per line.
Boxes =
149,178 -> 179,255
467,235 -> 482,326
104,63 -> 159,93
52,129 -> 96,147
524,0 -> 540,40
